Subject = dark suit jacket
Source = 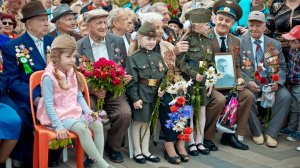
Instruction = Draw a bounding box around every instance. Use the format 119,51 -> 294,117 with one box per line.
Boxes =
211,29 -> 242,79
77,33 -> 127,68
238,33 -> 286,86
48,29 -> 83,41
2,32 -> 54,127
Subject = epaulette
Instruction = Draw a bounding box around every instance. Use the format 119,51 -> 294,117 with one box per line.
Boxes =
128,49 -> 140,57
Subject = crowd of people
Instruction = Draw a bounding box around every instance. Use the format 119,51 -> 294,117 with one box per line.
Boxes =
0,0 -> 300,168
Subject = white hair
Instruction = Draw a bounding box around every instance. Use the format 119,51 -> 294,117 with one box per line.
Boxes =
138,12 -> 163,25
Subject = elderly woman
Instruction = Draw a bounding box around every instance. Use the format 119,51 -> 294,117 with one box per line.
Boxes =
265,0 -> 300,60
124,8 -> 138,34
0,13 -> 18,39
128,12 -> 189,164
231,0 -> 269,37
77,14 -> 89,37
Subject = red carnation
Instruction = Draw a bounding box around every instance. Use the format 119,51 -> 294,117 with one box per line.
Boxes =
94,69 -> 101,78
170,105 -> 178,113
167,3 -> 171,9
112,77 -> 121,86
84,70 -> 92,77
177,134 -> 184,140
183,127 -> 193,134
79,66 -> 85,73
110,69 -> 117,78
182,134 -> 190,141
255,71 -> 261,81
107,60 -> 115,66
172,9 -> 178,15
116,66 -> 125,77
261,77 -> 268,85
101,71 -> 108,79
272,74 -> 279,82
176,96 -> 185,106
87,5 -> 95,11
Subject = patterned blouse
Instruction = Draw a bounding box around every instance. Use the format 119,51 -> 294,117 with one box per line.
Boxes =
265,0 -> 300,47
287,49 -> 300,85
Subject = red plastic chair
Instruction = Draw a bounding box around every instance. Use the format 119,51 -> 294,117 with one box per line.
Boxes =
30,70 -> 90,168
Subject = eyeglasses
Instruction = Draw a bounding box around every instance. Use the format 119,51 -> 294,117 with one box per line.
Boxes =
2,21 -> 13,26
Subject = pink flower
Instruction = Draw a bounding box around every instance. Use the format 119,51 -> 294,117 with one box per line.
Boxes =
116,65 -> 125,77
112,77 -> 121,86
110,69 -> 117,78
84,70 -> 92,77
94,69 -> 101,78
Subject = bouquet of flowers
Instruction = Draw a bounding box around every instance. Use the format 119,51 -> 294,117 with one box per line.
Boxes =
83,110 -> 109,125
165,96 -> 193,141
49,138 -> 73,150
80,58 -> 126,110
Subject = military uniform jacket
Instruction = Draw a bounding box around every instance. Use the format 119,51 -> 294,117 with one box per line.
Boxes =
176,32 -> 214,105
126,48 -> 168,103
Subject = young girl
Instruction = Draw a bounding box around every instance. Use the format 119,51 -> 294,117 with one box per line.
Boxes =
176,8 -> 213,156
37,34 -> 113,168
126,22 -> 167,164
281,25 -> 300,151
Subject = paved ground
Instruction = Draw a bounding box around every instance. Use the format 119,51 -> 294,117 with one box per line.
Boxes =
57,131 -> 300,168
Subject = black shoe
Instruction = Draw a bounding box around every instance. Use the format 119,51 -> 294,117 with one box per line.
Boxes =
188,144 -> 199,156
144,154 -> 160,162
84,158 -> 94,166
203,139 -> 219,151
0,163 -> 6,168
220,133 -> 249,150
134,154 -> 146,164
196,143 -> 210,155
163,149 -> 181,164
175,148 -> 189,162
48,161 -> 59,167
105,145 -> 124,163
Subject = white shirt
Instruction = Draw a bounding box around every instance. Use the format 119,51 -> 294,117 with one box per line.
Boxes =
251,35 -> 265,68
27,31 -> 45,61
136,3 -> 151,14
122,35 -> 129,53
214,28 -> 228,49
89,35 -> 109,61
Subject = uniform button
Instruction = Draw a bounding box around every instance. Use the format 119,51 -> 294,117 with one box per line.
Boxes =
153,70 -> 155,72
151,62 -> 153,64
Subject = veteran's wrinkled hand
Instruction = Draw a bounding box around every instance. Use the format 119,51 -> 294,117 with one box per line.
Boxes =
133,100 -> 143,109
247,81 -> 260,92
173,41 -> 189,55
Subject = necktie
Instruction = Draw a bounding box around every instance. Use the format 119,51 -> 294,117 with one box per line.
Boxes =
254,40 -> 263,66
220,37 -> 226,52
36,39 -> 45,61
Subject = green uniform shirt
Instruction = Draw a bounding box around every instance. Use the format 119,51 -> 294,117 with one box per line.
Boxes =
126,48 -> 168,103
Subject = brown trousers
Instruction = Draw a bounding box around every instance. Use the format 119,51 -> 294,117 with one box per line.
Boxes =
205,88 -> 253,140
91,93 -> 132,151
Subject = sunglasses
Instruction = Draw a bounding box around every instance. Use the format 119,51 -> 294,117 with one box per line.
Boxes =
2,21 -> 13,26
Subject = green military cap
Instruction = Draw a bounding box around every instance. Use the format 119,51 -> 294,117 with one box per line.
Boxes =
137,22 -> 157,37
189,8 -> 212,23
51,34 -> 77,50
185,8 -> 203,21
212,0 -> 243,20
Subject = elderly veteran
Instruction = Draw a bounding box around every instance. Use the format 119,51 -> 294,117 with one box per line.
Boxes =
48,4 -> 83,41
107,8 -> 130,53
77,9 -> 132,163
179,0 -> 215,23
239,11 -> 292,148
1,1 -> 62,166
200,0 -> 253,151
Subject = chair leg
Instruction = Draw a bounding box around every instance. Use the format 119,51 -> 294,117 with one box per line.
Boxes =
127,124 -> 134,159
6,158 -> 12,168
33,133 -> 39,168
62,148 -> 68,163
39,134 -> 50,168
75,138 -> 84,168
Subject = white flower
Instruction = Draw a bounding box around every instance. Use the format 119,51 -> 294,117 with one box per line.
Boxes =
173,123 -> 184,132
205,67 -> 216,78
166,84 -> 177,94
216,73 -> 224,79
258,62 -> 266,71
168,97 -> 178,105
205,78 -> 215,87
185,79 -> 193,88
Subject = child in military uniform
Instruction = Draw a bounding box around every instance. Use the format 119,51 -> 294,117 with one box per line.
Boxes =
126,22 -> 167,164
176,8 -> 214,156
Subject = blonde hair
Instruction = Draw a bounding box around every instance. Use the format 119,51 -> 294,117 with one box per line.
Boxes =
49,48 -> 84,91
